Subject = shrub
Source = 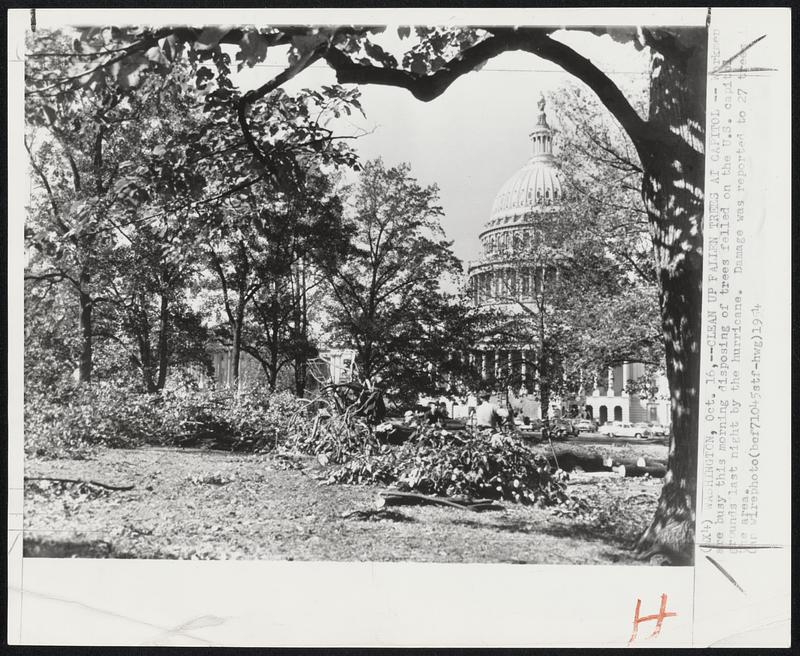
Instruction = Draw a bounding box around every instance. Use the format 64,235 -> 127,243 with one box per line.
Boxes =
24,382 -> 163,459
24,398 -> 96,460
23,379 -> 318,460
155,388 -> 307,450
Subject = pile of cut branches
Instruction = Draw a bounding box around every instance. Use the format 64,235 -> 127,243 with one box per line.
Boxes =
279,384 -> 386,463
324,425 -> 571,506
274,388 -> 573,508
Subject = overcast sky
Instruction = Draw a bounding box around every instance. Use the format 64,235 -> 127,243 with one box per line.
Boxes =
235,30 -> 650,268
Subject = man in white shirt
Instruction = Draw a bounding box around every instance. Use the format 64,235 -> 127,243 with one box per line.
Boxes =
474,393 -> 501,430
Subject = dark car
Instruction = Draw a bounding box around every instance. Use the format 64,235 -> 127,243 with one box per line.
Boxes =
553,418 -> 578,438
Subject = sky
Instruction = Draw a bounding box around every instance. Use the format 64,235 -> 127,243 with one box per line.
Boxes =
234,30 -> 650,268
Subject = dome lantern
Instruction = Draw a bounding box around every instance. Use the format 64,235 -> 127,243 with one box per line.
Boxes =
529,93 -> 555,161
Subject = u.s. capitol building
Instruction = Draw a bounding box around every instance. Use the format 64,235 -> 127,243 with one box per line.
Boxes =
465,95 -> 669,425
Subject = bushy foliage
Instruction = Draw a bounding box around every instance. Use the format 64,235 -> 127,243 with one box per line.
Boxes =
24,384 -> 307,459
24,398 -> 97,460
157,388 -> 306,451
24,383 -> 162,459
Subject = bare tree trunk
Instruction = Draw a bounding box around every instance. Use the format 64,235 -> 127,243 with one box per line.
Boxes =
294,356 -> 306,397
635,33 -> 707,565
267,357 -> 278,391
231,322 -> 242,388
78,276 -> 93,384
294,262 -> 308,397
539,382 -> 550,421
155,293 -> 170,390
135,294 -> 157,394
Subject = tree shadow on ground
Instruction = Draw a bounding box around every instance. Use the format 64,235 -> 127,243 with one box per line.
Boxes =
450,515 -> 642,561
23,536 -> 178,559
450,517 -> 536,535
538,522 -> 639,551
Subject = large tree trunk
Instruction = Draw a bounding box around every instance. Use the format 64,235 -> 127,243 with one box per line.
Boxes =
635,32 -> 708,565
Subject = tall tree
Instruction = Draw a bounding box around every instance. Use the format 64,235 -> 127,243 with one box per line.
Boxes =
235,171 -> 349,394
549,82 -> 657,287
26,35 -> 211,387
324,159 -> 462,399
25,30 -> 132,383
103,209 -> 210,392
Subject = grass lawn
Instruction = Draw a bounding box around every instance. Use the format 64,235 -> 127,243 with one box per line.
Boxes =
23,441 -> 667,564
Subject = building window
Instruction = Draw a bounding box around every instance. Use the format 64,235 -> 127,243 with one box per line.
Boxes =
613,405 -> 623,421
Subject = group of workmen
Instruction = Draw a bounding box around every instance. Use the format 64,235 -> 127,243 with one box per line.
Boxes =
403,392 -> 513,431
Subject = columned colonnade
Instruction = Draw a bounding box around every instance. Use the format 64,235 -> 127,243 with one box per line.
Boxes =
469,265 -> 556,304
451,353 -> 644,422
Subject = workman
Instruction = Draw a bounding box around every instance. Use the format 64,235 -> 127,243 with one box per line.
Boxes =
474,392 -> 501,430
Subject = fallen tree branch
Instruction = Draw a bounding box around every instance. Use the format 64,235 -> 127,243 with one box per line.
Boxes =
376,490 -> 504,512
25,476 -> 134,491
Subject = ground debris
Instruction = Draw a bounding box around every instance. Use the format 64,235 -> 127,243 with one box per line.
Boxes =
189,471 -> 232,486
341,508 -> 416,522
24,446 -> 663,563
25,475 -> 134,491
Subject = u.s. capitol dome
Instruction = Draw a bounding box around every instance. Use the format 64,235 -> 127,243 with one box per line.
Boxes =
468,94 -> 566,309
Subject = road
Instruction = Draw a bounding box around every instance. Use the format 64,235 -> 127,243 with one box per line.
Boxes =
519,430 -> 668,447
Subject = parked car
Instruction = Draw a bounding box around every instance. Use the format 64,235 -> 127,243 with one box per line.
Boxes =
598,421 -> 651,439
645,422 -> 670,437
553,418 -> 578,438
573,418 -> 598,433
520,417 -> 544,431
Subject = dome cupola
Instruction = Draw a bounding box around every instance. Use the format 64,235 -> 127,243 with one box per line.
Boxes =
485,94 -> 565,229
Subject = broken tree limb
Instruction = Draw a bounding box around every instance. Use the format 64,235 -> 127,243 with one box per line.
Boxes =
376,490 -> 504,512
24,476 -> 134,491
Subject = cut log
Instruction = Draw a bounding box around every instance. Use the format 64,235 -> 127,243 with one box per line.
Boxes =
614,465 -> 666,478
549,453 -> 666,476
